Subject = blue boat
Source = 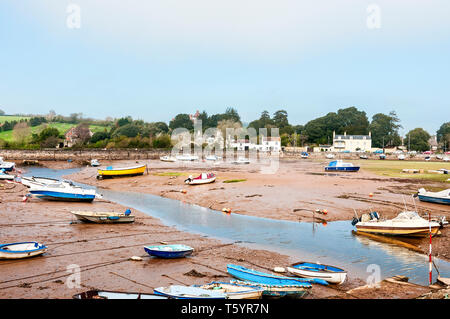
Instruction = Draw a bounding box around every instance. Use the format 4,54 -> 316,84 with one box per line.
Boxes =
417,188 -> 450,205
230,280 -> 311,299
28,182 -> 97,202
144,244 -> 194,258
325,160 -> 360,172
287,262 -> 347,284
0,157 -> 15,172
0,241 -> 47,259
227,264 -> 328,286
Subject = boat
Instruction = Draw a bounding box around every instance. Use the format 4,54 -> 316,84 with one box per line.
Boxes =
352,211 -> 441,237
0,170 -> 14,180
193,281 -> 264,299
300,152 -> 309,159
443,156 -> 450,162
21,176 -> 64,188
398,154 -> 406,160
416,188 -> 450,205
70,209 -> 135,223
379,154 -> 386,160
286,262 -> 347,284
90,159 -> 100,167
184,173 -> 216,185
73,290 -> 169,299
226,264 -> 328,286
0,242 -> 47,259
205,155 -> 222,161
160,156 -> 177,162
326,153 -> 335,159
176,154 -> 199,161
28,182 -> 98,202
0,157 -> 15,172
97,164 -> 147,179
324,160 -> 360,172
230,280 -> 310,299
359,154 -> 368,159
232,157 -> 250,164
153,285 -> 226,299
425,156 -> 431,161
144,244 -> 194,258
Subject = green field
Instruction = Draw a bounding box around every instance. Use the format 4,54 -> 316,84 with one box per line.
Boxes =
0,115 -> 30,123
0,122 -> 109,141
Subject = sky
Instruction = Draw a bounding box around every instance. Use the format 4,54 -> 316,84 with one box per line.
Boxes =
0,1 -> 449,136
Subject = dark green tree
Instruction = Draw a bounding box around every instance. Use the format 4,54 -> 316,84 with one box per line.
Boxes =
405,128 -> 430,152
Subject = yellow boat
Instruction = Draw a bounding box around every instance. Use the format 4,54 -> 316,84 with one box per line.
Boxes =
97,164 -> 147,179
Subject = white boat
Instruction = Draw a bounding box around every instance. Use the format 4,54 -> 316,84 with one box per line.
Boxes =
398,154 -> 406,160
21,176 -> 63,188
153,285 -> 226,299
90,159 -> 100,167
184,173 -> 216,185
194,282 -> 264,299
0,242 -> 47,259
205,155 -> 222,161
232,157 -> 250,164
353,211 -> 441,237
0,157 -> 15,172
28,182 -> 99,202
176,154 -> 199,161
160,156 -> 177,162
70,209 -> 135,223
443,156 -> 449,162
326,154 -> 335,159
417,188 -> 450,205
286,262 -> 347,285
0,171 -> 14,180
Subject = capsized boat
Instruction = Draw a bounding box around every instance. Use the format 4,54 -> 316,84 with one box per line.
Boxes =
97,164 -> 147,179
0,157 -> 15,172
416,188 -> 450,205
230,280 -> 311,299
193,281 -> 264,299
227,264 -> 328,286
144,244 -> 194,258
184,173 -> 216,185
325,160 -> 359,172
28,182 -> 98,202
153,285 -> 226,299
352,211 -> 441,237
73,290 -> 169,299
160,156 -> 177,162
0,242 -> 47,259
70,209 -> 135,223
286,262 -> 347,284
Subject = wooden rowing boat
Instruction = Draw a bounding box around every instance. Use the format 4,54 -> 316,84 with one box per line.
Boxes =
286,262 -> 347,284
194,281 -> 263,299
229,280 -> 310,299
70,210 -> 135,223
73,290 -> 169,299
0,242 -> 47,259
144,244 -> 194,258
153,285 -> 226,299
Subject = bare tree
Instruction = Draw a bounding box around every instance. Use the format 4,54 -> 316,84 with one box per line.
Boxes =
12,122 -> 31,144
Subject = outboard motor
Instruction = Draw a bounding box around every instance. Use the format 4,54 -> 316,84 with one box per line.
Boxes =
351,217 -> 359,226
124,209 -> 131,216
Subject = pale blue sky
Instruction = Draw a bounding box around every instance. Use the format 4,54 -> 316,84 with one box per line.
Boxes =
1,1 -> 449,135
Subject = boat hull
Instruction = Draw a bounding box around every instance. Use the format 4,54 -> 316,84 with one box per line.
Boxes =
0,242 -> 47,259
30,190 -> 95,202
325,166 -> 360,172
287,262 -> 347,284
97,165 -> 147,178
230,280 -> 310,299
153,286 -> 226,299
73,290 -> 169,299
186,177 -> 216,185
355,225 -> 441,237
71,212 -> 135,223
196,282 -> 263,299
418,195 -> 450,205
144,245 -> 193,258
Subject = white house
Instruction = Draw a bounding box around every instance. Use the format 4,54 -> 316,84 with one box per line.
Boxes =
229,136 -> 281,152
331,131 -> 371,152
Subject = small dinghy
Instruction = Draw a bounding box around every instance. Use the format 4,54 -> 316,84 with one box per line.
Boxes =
232,157 -> 250,164
73,290 -> 169,299
160,156 -> 177,162
0,242 -> 47,259
359,154 -> 368,159
326,153 -> 335,159
28,182 -> 98,202
194,281 -> 264,299
0,157 -> 15,172
90,159 -> 100,167
230,280 -> 311,299
176,154 -> 199,161
379,154 -> 386,160
416,188 -> 450,205
205,155 -> 222,161
70,209 -> 135,223
325,160 -> 359,172
398,154 -> 406,160
227,264 -> 328,286
286,262 -> 347,284
301,152 -> 309,159
97,164 -> 147,179
153,285 -> 226,299
184,173 -> 216,185
144,244 -> 194,258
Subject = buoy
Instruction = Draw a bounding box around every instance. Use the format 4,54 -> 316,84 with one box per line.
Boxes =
323,209 -> 328,215
22,195 -> 28,202
369,193 -> 373,198
129,256 -> 143,261
180,189 -> 187,194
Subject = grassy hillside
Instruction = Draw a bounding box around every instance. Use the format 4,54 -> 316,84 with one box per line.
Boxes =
0,115 -> 30,123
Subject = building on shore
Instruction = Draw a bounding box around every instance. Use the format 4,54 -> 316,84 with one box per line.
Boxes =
330,131 -> 372,152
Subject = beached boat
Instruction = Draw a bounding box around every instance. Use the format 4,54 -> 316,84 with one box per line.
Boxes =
416,188 -> 450,205
153,285 -> 226,299
359,154 -> 368,159
353,211 -> 441,237
205,155 -> 222,161
324,160 -> 359,172
227,264 -> 328,286
398,154 -> 406,160
301,152 -> 309,159
326,153 -> 335,159
379,154 -> 386,160
230,280 -> 310,299
0,157 -> 15,172
194,281 -> 264,299
28,182 -> 97,202
184,173 -> 216,185
176,154 -> 199,161
160,156 -> 177,162
97,164 -> 147,179
0,170 -> 14,180
0,242 -> 47,259
232,157 -> 250,164
144,244 -> 194,258
70,209 -> 135,223
286,262 -> 347,284
90,159 -> 100,167
73,290 -> 169,299
21,176 -> 64,188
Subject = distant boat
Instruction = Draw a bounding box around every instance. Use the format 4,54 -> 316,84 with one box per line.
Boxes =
193,281 -> 264,299
232,157 -> 250,164
227,264 -> 328,286
229,280 -> 310,299
0,242 -> 47,259
286,262 -> 347,284
176,154 -> 199,161
326,154 -> 335,159
73,290 -> 169,299
0,170 -> 14,180
160,156 -> 177,162
379,154 -> 386,160
28,182 -> 97,202
144,244 -> 194,258
205,155 -> 222,161
184,173 -> 216,185
70,209 -> 135,223
359,154 -> 368,159
90,159 -> 100,167
353,211 -> 441,237
300,152 -> 309,159
443,156 -> 450,162
153,285 -> 226,299
416,188 -> 450,205
97,164 -> 147,179
325,160 -> 360,172
0,157 -> 15,172
398,154 -> 406,160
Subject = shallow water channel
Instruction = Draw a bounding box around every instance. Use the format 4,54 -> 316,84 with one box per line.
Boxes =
24,167 -> 450,286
